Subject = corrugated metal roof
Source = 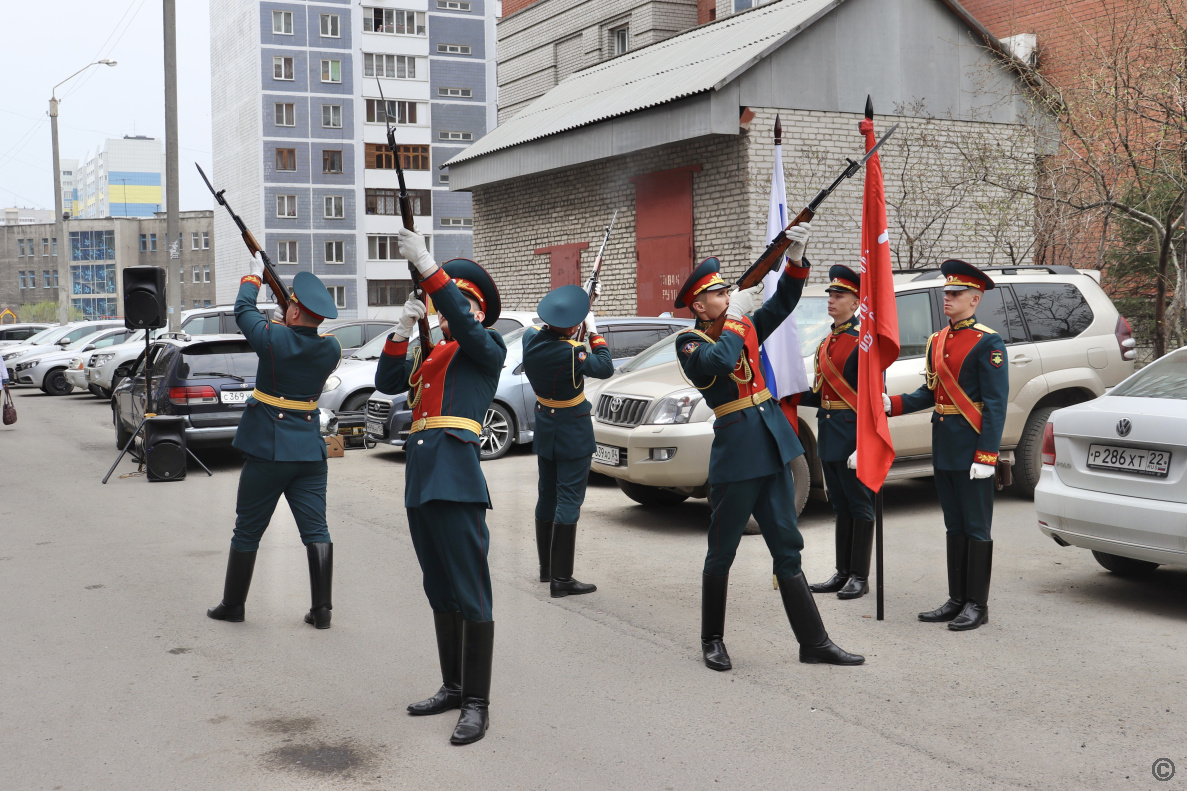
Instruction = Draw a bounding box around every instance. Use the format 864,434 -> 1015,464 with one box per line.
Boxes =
445,0 -> 843,167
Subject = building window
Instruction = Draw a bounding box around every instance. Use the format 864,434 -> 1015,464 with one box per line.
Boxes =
53,270 -> 59,287
201,231 -> 209,250
277,195 -> 298,218
148,234 -> 157,252
193,264 -> 201,282
324,195 -> 345,218
193,300 -> 200,308
322,104 -> 342,128
203,266 -> 211,283
273,56 -> 295,81
329,286 -> 346,308
439,173 -> 450,186
204,300 -> 212,308
365,143 -> 428,170
278,240 -> 298,264
322,150 -> 343,174
70,230 -> 116,261
320,59 -> 341,83
438,87 -> 472,98
325,240 -> 345,263
191,231 -> 199,250
437,44 -> 471,55
439,130 -> 472,142
364,53 -> 417,79
612,26 -> 630,55
18,271 -> 25,288
441,217 -> 472,227
275,102 -> 296,127
17,240 -> 24,257
276,148 -> 297,172
42,238 -> 49,256
272,10 -> 293,34
363,8 -> 425,34
368,279 -> 412,306
319,13 -> 340,38
365,187 -> 430,215
366,99 -> 418,125
139,234 -> 148,253
52,238 -> 57,257
367,235 -> 400,260
437,0 -> 471,10
43,271 -> 52,288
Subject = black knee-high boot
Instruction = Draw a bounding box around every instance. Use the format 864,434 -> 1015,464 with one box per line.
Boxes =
450,620 -> 494,745
207,547 -> 257,622
919,533 -> 968,622
303,542 -> 333,629
700,573 -> 731,671
408,611 -> 463,715
535,519 -> 553,583
550,522 -> 596,597
809,516 -> 852,593
838,519 -> 874,599
777,572 -> 865,665
949,539 -> 992,631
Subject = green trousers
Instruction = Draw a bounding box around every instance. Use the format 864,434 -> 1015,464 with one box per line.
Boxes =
934,471 -> 994,541
704,465 -> 804,579
535,454 -> 591,524
407,500 -> 493,622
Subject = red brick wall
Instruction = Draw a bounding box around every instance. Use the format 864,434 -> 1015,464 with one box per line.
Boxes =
502,0 -> 545,16
697,0 -> 716,24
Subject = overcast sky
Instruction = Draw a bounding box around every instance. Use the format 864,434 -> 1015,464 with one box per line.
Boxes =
0,0 -> 213,213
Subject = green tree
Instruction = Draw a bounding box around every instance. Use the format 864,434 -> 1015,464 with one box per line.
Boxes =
18,301 -> 83,323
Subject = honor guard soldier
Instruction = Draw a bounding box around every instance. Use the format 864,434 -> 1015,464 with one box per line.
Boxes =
523,284 -> 615,596
207,267 -> 343,629
375,227 -> 506,746
885,259 -> 1008,631
801,265 -> 876,600
675,224 -> 864,671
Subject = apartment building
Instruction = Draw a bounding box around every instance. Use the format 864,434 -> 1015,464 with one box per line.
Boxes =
74,136 -> 165,219
210,0 -> 498,320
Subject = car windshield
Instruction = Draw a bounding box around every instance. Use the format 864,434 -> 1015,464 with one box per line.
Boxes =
618,330 -> 683,373
502,327 -> 528,363
24,326 -> 59,345
66,331 -> 111,351
351,331 -> 390,361
178,342 -> 257,380
794,296 -> 833,358
1109,350 -> 1187,400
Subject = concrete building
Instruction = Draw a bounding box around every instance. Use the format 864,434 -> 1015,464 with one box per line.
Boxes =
210,0 -> 498,320
74,137 -> 166,219
449,0 -> 1042,317
0,212 -> 217,320
1,208 -> 56,226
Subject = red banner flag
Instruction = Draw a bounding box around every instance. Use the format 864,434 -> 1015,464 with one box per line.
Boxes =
856,117 -> 900,491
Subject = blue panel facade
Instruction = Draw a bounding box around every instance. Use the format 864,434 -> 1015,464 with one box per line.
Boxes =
434,233 -> 474,263
261,49 -> 309,93
310,143 -> 356,186
432,190 -> 473,228
263,94 -> 311,138
305,6 -> 352,50
263,141 -> 311,183
311,233 -> 357,275
307,97 -> 355,140
429,16 -> 486,59
260,2 -> 308,47
265,232 -> 314,273
311,187 -> 356,229
264,186 -> 312,230
306,51 -> 354,96
429,102 -> 487,141
429,60 -> 486,103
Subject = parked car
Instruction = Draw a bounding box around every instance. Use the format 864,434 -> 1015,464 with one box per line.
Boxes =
591,265 -> 1136,510
0,323 -> 52,347
491,310 -> 541,335
1035,345 -> 1187,576
13,326 -> 137,395
320,318 -> 442,413
366,316 -> 694,461
85,331 -> 170,399
111,334 -> 259,449
3,320 -> 125,379
321,320 -> 397,356
180,304 -> 280,336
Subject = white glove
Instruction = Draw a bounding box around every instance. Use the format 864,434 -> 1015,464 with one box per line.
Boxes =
970,462 -> 995,480
847,451 -> 857,470
882,393 -> 892,414
394,296 -> 427,340
726,283 -> 764,320
592,280 -> 603,300
397,227 -> 437,277
785,222 -> 812,262
583,311 -> 598,337
249,256 -> 265,282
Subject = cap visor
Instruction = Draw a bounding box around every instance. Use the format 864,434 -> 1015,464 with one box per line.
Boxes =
943,284 -> 974,292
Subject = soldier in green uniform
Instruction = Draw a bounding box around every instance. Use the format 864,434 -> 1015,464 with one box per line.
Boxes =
375,227 -> 506,746
207,266 -> 343,629
885,259 -> 1008,631
801,265 -> 876,600
523,284 -> 615,596
675,224 -> 864,671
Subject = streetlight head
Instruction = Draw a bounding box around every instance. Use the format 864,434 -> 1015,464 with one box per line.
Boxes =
99,59 -> 117,67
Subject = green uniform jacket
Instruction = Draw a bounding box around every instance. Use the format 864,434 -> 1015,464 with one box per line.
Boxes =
375,271 -> 507,508
676,265 -> 809,484
522,328 -> 615,460
232,278 -> 342,462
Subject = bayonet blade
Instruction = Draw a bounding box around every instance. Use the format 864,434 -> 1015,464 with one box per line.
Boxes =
859,123 -> 899,165
195,162 -> 218,197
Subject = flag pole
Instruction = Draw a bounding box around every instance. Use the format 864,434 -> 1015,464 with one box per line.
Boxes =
876,488 -> 884,620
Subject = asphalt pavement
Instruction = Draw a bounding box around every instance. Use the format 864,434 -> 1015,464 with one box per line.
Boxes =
2,388 -> 1185,790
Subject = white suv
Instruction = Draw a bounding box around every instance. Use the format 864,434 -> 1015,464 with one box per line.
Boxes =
590,266 -> 1135,510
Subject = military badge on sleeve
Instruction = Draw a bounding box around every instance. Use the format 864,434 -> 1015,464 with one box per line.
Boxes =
577,351 -> 587,362
990,350 -> 1004,368
682,341 -> 700,355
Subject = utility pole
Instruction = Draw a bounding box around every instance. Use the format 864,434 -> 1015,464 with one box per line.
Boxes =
163,0 -> 183,330
49,98 -> 67,324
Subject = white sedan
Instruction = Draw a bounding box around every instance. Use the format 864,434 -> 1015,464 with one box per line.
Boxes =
1035,346 -> 1187,575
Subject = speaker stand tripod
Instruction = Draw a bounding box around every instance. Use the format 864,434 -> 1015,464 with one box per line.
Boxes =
101,332 -> 213,484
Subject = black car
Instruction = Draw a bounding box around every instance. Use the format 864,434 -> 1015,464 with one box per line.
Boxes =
111,334 -> 258,449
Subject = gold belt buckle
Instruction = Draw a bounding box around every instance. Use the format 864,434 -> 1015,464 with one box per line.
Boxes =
411,417 -> 426,432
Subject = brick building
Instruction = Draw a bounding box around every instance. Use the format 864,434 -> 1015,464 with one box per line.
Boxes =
449,0 -> 1042,317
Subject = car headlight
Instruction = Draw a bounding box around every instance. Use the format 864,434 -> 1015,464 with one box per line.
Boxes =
648,388 -> 703,425
92,353 -> 116,367
15,360 -> 38,372
322,375 -> 342,393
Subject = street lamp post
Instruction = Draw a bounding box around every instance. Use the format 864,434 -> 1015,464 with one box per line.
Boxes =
50,59 -> 116,325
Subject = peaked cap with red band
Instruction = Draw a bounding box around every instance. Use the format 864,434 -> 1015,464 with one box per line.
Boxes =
441,258 -> 501,327
941,259 -> 995,292
674,257 -> 729,310
824,264 -> 861,295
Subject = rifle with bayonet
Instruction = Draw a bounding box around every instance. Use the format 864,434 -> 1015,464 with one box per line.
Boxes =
704,121 -> 899,340
576,209 -> 617,342
196,163 -> 291,309
377,78 -> 433,358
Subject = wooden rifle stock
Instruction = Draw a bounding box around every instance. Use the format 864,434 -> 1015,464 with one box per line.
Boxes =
239,227 -> 289,310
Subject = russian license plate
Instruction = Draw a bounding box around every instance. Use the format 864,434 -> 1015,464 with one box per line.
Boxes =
593,443 -> 622,466
366,420 -> 384,435
220,390 -> 250,404
1086,444 -> 1171,478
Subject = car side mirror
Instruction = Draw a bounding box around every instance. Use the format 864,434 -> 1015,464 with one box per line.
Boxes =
83,344 -> 96,351
114,365 -> 131,378
57,338 -> 72,346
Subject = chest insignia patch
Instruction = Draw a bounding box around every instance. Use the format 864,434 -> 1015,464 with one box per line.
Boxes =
577,351 -> 587,362
990,350 -> 1004,368
681,341 -> 700,355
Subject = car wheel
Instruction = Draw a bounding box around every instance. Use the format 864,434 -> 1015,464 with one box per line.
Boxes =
1012,405 -> 1058,497
340,390 -> 373,413
113,404 -> 132,449
479,402 -> 514,461
615,478 -> 690,506
1091,551 -> 1159,576
44,368 -> 73,396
